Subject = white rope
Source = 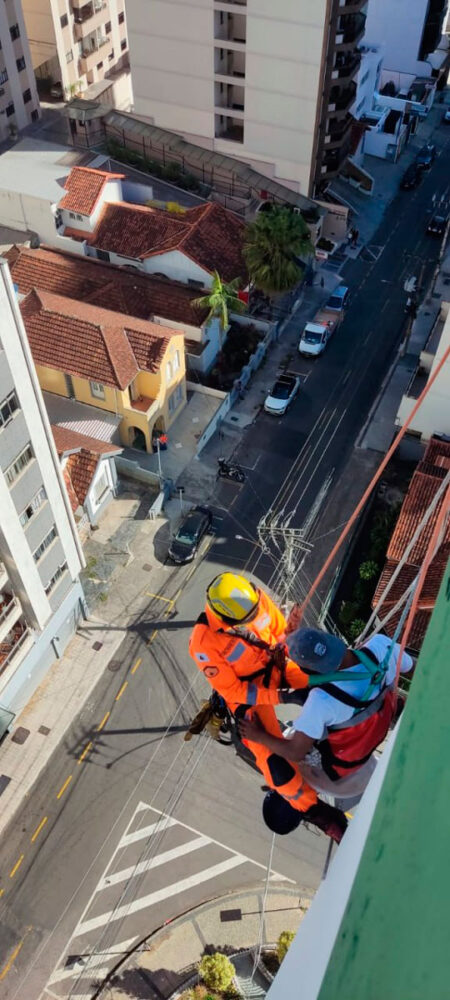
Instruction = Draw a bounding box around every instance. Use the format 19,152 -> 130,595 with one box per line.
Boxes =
251,831 -> 276,980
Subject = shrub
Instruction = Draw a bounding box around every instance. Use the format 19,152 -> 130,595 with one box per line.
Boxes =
359,560 -> 379,581
338,600 -> 361,627
199,953 -> 235,991
347,618 -> 366,643
277,931 -> 295,963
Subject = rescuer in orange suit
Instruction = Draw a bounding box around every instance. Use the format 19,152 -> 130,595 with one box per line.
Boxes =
189,573 -> 347,842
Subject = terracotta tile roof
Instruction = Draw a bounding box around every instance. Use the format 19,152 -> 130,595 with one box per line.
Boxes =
20,288 -> 174,390
66,450 -> 99,506
372,436 -> 450,652
51,424 -> 121,456
63,466 -> 80,514
6,244 -> 208,327
90,200 -> 246,282
60,166 -> 124,216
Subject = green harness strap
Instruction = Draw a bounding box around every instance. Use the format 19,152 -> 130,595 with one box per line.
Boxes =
306,647 -> 389,703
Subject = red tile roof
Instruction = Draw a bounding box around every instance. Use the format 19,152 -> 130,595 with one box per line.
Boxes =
51,424 -> 121,457
372,436 -> 450,651
6,244 -> 208,327
90,200 -> 246,281
66,451 -> 99,506
63,466 -> 80,514
20,288 -> 175,390
60,166 -> 124,216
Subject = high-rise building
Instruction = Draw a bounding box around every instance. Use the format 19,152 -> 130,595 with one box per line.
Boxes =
21,0 -> 130,103
0,0 -> 40,140
365,0 -> 449,81
126,0 -> 367,198
0,258 -> 85,730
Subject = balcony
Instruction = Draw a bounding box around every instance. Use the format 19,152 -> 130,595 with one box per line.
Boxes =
73,2 -> 108,40
339,0 -> 367,10
332,50 -> 361,81
214,82 -> 245,112
0,621 -> 31,677
79,36 -> 110,73
0,593 -> 22,646
325,113 -> 353,147
321,141 -> 351,177
0,563 -> 7,591
215,115 -> 244,143
335,12 -> 366,47
214,10 -> 246,46
329,81 -> 357,116
214,48 -> 246,80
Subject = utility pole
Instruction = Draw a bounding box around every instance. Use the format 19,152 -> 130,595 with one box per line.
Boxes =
257,509 -> 313,611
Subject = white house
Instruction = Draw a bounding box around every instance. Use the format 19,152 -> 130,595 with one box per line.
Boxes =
51,425 -> 121,534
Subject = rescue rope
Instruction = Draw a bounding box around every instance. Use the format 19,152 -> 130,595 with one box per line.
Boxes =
289,341 -> 450,629
251,831 -> 276,980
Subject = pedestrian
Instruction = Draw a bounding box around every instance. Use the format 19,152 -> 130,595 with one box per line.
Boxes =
351,227 -> 359,248
189,574 -> 347,842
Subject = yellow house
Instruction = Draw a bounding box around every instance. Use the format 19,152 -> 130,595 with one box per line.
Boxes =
20,288 -> 186,453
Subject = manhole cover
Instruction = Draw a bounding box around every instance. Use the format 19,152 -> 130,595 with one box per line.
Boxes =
92,641 -> 103,651
12,727 -> 30,745
38,725 -> 50,736
108,660 -> 121,673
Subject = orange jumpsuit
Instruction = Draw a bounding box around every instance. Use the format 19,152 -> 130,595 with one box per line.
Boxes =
189,589 -> 317,812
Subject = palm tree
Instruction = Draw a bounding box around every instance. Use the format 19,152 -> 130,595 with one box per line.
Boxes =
192,270 -> 246,331
243,206 -> 312,297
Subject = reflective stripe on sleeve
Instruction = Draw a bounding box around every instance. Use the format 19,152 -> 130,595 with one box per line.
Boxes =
226,641 -> 247,663
246,683 -> 258,705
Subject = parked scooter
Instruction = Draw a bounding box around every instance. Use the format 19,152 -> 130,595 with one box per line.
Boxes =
217,458 -> 246,483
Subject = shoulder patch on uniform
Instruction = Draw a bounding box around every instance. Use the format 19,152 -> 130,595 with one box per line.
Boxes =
194,652 -> 210,663
204,666 -> 219,678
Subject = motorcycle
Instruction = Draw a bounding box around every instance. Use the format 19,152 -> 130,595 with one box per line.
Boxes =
217,458 -> 246,483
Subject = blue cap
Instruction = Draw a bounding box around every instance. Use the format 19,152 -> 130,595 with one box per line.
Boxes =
286,628 -> 346,675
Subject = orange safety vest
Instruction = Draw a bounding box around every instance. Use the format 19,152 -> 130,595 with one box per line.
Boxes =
317,687 -> 398,781
189,589 -> 308,712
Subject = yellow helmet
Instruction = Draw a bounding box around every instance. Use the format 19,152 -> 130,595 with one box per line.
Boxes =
206,573 -> 260,624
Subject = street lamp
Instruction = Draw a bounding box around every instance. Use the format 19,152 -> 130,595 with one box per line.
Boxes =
156,438 -> 163,483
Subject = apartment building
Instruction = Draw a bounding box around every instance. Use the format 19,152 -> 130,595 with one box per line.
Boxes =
365,0 -> 449,81
0,259 -> 85,727
126,0 -> 368,198
21,0 -> 130,101
0,0 -> 40,140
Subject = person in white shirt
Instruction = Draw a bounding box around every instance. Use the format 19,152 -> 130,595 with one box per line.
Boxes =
239,628 -> 414,808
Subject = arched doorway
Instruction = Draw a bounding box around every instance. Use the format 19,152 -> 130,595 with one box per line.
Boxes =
129,426 -> 147,451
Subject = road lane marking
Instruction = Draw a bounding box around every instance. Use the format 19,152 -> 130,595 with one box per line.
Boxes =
147,629 -> 157,645
118,816 -> 178,848
31,817 -> 48,843
78,741 -> 93,764
97,711 -> 110,731
0,889 -> 4,898
9,855 -> 24,878
72,856 -> 248,938
56,775 -> 73,800
115,681 -> 128,701
145,592 -> 174,604
0,930 -> 31,980
131,657 -> 142,674
98,835 -> 210,890
47,937 -> 138,986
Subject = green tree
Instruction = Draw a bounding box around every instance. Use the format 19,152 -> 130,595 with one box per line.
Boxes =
199,953 -> 235,991
193,271 -> 246,330
359,560 -> 379,581
277,930 -> 295,963
243,206 -> 312,297
347,618 -> 366,643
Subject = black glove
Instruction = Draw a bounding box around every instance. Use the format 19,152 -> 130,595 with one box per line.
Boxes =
279,688 -> 309,706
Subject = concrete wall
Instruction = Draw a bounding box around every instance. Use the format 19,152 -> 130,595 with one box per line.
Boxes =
143,249 -> 212,286
364,0 -> 440,78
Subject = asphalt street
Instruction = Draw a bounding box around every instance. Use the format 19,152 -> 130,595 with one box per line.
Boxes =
0,121 -> 448,1000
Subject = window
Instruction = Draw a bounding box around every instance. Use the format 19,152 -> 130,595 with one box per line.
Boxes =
96,61 -> 103,70
172,350 -> 180,374
360,70 -> 369,86
45,563 -> 67,596
31,109 -> 39,121
166,360 -> 172,382
76,213 -> 83,220
0,69 -> 8,85
16,56 -> 26,72
5,445 -> 33,486
19,487 -> 46,527
168,384 -> 183,414
66,49 -> 73,63
33,526 -> 57,563
108,49 -> 114,61
118,10 -> 125,23
10,24 -> 20,41
60,13 -> 68,27
120,38 -> 127,50
90,381 -> 105,399
23,88 -> 32,104
105,20 -> 111,33
6,103 -> 15,118
93,467 -> 109,504
0,391 -> 19,429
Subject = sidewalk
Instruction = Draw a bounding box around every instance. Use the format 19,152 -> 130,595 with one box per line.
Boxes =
103,887 -> 312,999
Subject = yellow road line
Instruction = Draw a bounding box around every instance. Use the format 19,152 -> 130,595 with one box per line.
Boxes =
0,889 -> 4,898
115,681 -> 128,701
131,657 -> 142,674
31,817 -> 48,843
145,592 -> 173,604
9,855 -> 24,878
56,775 -> 72,800
0,936 -> 27,980
147,629 -> 157,646
78,741 -> 93,764
97,711 -> 110,731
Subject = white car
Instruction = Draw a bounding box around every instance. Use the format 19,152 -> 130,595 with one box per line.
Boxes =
264,374 -> 301,415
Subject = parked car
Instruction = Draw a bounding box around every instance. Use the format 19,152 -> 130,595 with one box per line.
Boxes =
442,108 -> 450,125
264,374 -> 301,415
426,213 -> 448,237
325,284 -> 350,311
400,164 -> 422,190
50,81 -> 64,99
415,143 -> 436,169
168,506 -> 212,563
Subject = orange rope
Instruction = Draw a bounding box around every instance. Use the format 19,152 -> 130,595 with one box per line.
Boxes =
287,340 -> 450,631
393,482 -> 450,686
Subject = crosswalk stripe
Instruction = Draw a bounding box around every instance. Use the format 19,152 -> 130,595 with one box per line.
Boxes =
118,816 -> 177,848
72,856 -> 247,938
98,835 -> 210,890
47,937 -> 138,985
